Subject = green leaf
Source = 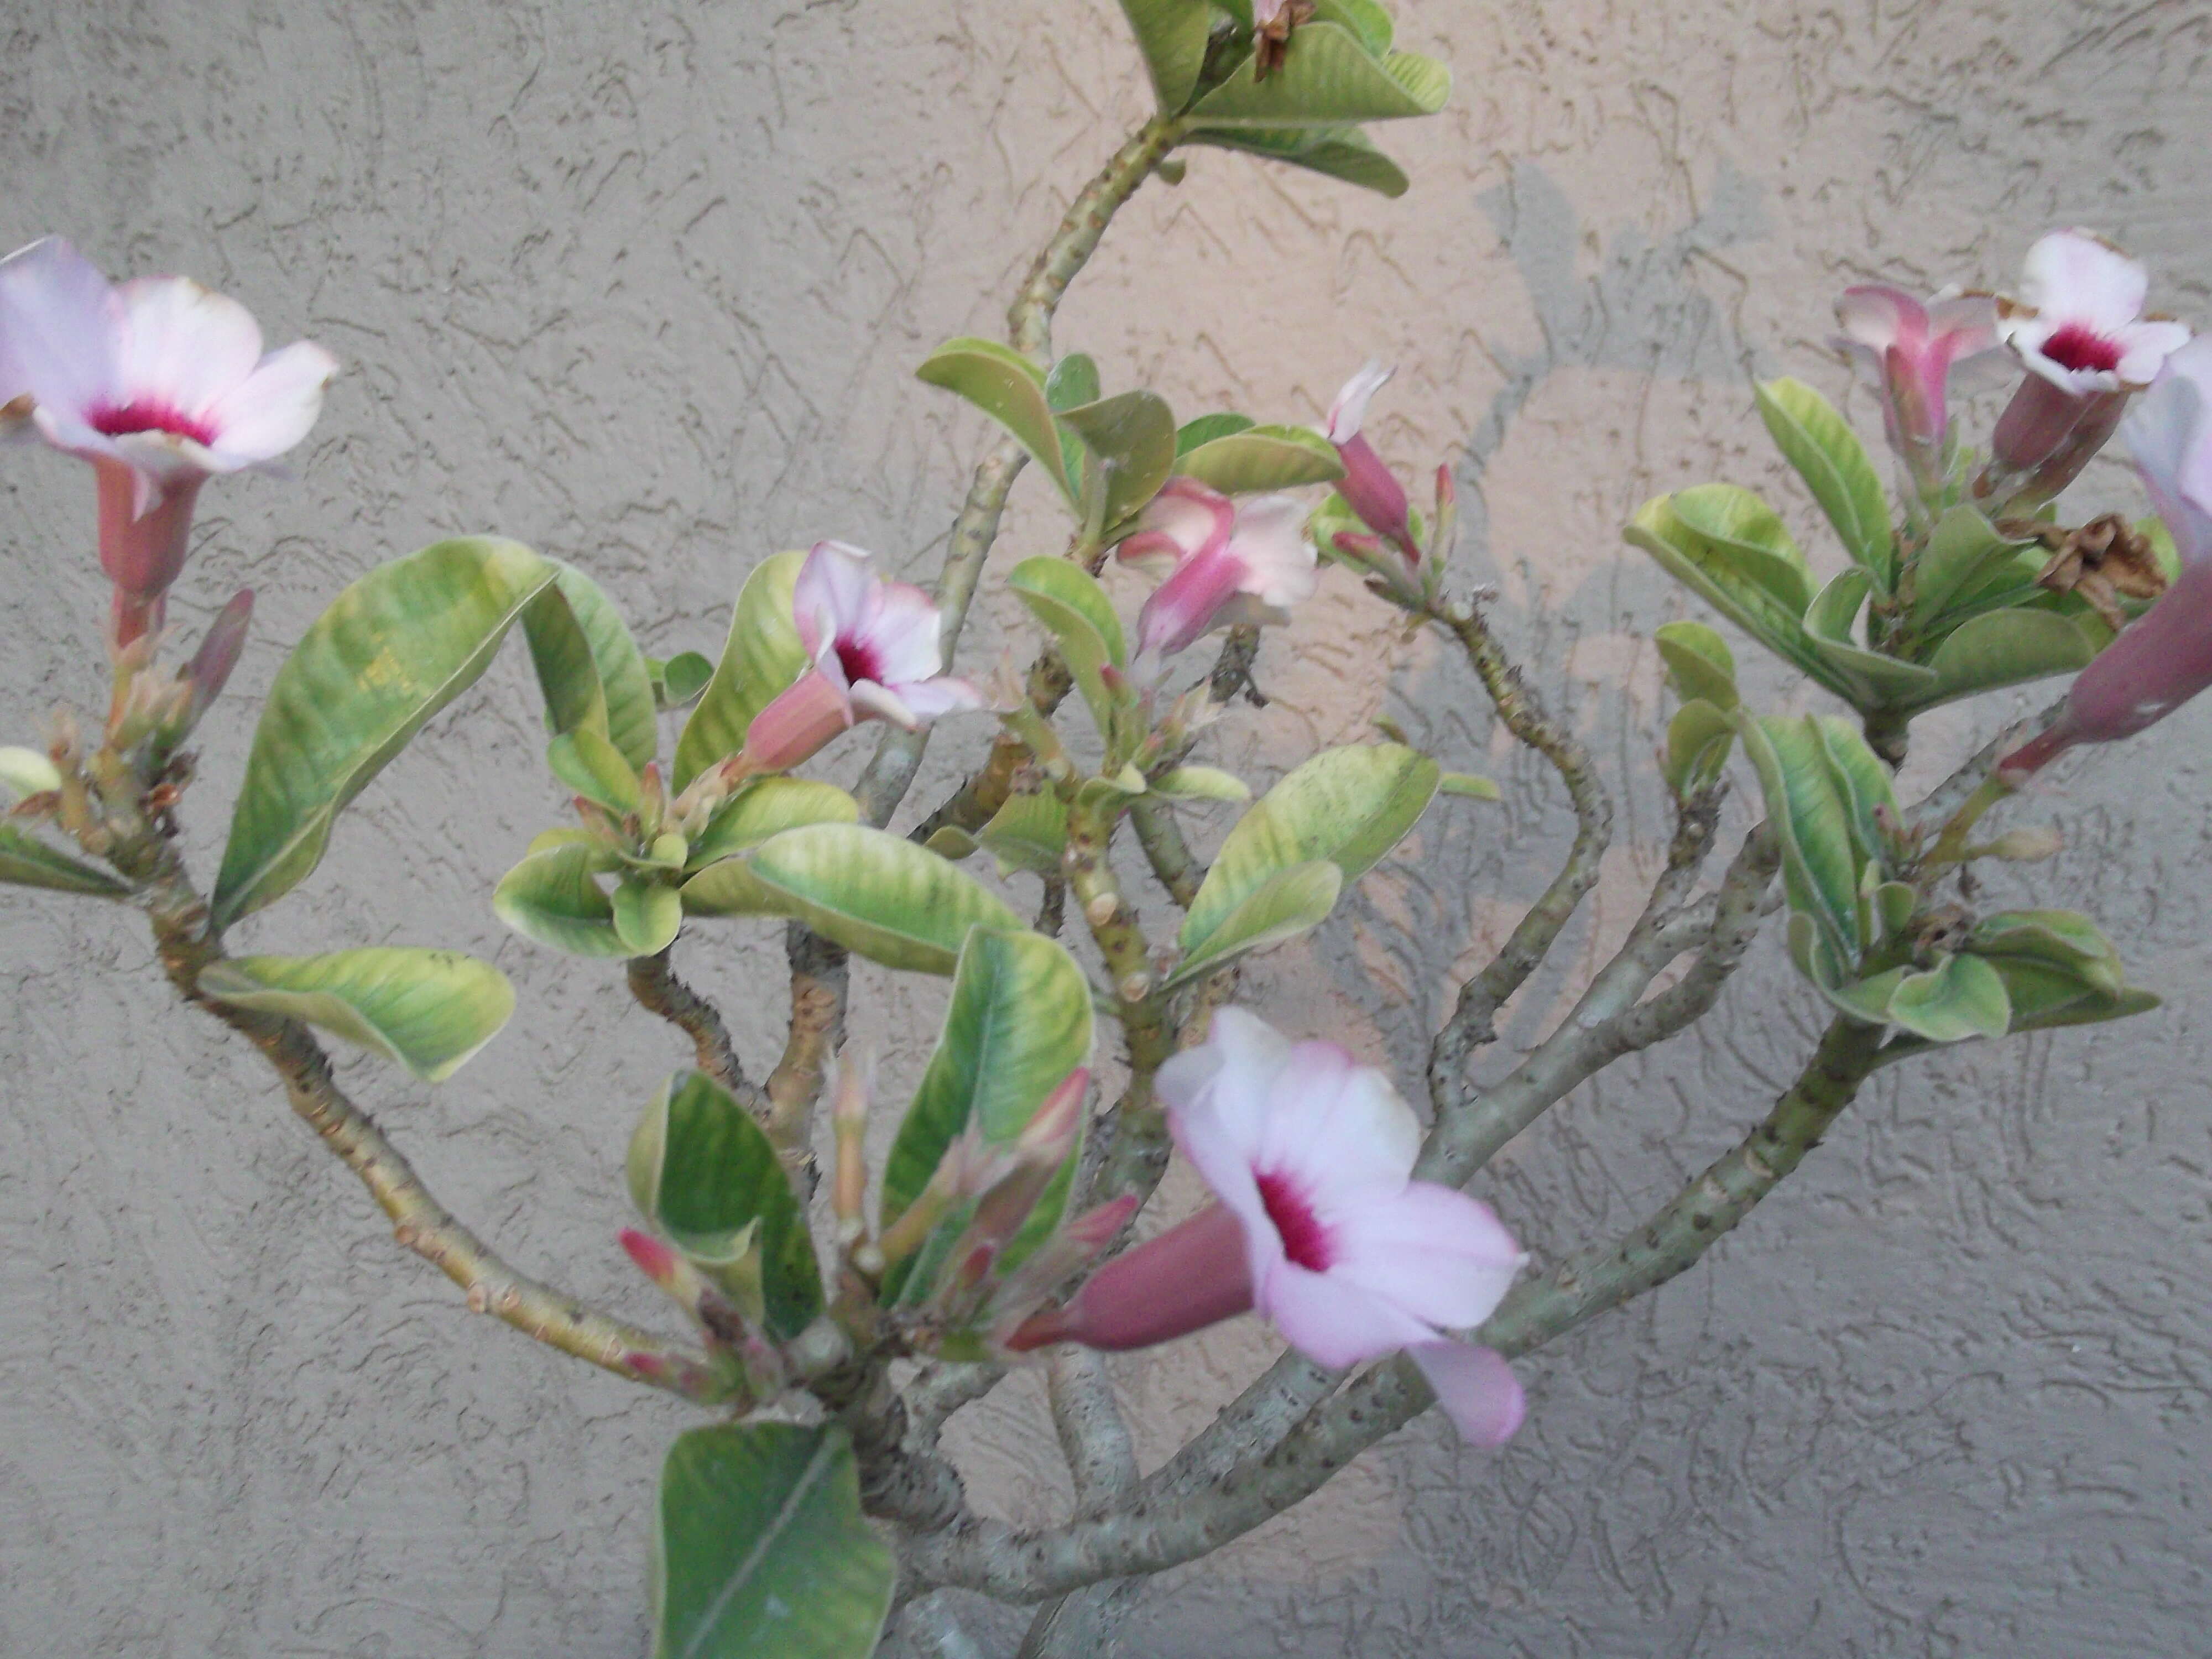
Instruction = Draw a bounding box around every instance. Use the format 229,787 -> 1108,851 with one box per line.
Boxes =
1803,567 -> 1872,645
674,551 -> 811,790
1886,952 -> 2012,1044
1625,494 -> 1833,690
534,561 -> 661,770
686,778 -> 861,870
1668,484 -> 1817,613
1665,698 -> 1736,794
1174,423 -> 1345,496
1059,390 -> 1178,535
1185,124 -> 1413,197
1437,771 -> 1502,801
1113,0 -> 1213,112
654,650 -> 716,713
629,1071 -> 822,1337
198,948 -> 515,1082
974,790 -> 1070,877
1809,715 -> 1898,878
1985,956 -> 2159,1035
1009,556 -> 1128,735
0,825 -> 130,897
1168,859 -> 1344,985
1190,24 -> 1450,128
1911,507 -> 2033,625
916,337 -> 1071,501
1044,353 -> 1102,413
1181,743 -> 1439,957
651,1423 -> 892,1659
547,726 -> 642,815
1152,766 -> 1251,802
1912,608 -> 2097,711
880,928 -> 1093,1290
744,824 -> 1024,974
1755,378 -> 1895,589
1653,620 -> 1739,710
494,841 -> 629,957
518,580 -> 608,749
1969,908 -> 2124,997
1313,0 -> 1392,54
1176,413 -> 1256,454
214,538 -> 556,926
1737,715 -> 1864,964
613,879 -> 684,955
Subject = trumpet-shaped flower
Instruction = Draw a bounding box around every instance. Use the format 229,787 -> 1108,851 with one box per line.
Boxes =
1009,1008 -> 1528,1446
1990,231 -> 2193,483
1117,478 -> 1317,660
740,540 -> 983,773
1832,285 -> 2000,471
0,236 -> 337,643
2004,336 -> 2212,776
1322,361 -> 1420,565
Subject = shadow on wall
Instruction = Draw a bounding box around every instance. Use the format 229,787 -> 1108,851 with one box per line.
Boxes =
1329,159 -> 1778,1076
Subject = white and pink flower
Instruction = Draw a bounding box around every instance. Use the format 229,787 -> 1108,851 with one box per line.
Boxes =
1322,361 -> 1420,565
740,540 -> 984,773
1989,231 -> 2192,484
1116,478 -> 1318,661
1009,1008 -> 1528,1447
1832,284 -> 2000,473
0,236 -> 337,644
2005,336 -> 2212,776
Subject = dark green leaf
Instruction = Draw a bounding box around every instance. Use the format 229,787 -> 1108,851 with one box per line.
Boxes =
1190,24 -> 1449,128
494,841 -> 628,957
198,947 -> 514,1082
1174,423 -> 1345,495
1058,390 -> 1178,534
1755,378 -> 1895,589
0,825 -> 130,897
651,1423 -> 892,1659
674,551 -> 811,790
744,824 -> 1024,974
916,337 -> 1071,501
1113,0 -> 1214,112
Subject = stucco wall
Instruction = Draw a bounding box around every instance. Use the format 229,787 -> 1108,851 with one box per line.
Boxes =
3,2 -> 2210,1655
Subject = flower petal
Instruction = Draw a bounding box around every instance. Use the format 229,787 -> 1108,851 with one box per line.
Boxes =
1261,1256 -> 1437,1367
1255,1043 -> 1420,1201
2124,336 -> 2212,566
794,539 -> 878,640
1408,1342 -> 1526,1446
114,276 -> 263,416
1136,540 -> 1247,656
1224,494 -> 1318,609
1834,285 -> 1923,352
854,579 -> 945,685
2113,320 -> 2196,390
0,236 -> 121,420
884,676 -> 983,722
1323,1182 -> 1525,1329
1132,476 -> 1234,564
847,678 -> 920,728
2020,228 -> 2148,332
201,341 -> 338,466
1324,359 -> 1394,444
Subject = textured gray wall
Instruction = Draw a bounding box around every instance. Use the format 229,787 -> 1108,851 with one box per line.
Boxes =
3,2 -> 2210,1655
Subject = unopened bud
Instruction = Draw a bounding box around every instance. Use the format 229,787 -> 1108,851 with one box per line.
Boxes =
1980,826 -> 2064,862
1084,891 -> 1118,928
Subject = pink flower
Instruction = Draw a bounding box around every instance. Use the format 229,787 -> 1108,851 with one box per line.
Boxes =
0,236 -> 337,645
740,540 -> 983,773
1322,361 -> 1420,565
1116,478 -> 1318,661
1832,284 -> 2000,468
1009,1009 -> 1529,1446
1989,231 -> 2192,483
2003,336 -> 2212,776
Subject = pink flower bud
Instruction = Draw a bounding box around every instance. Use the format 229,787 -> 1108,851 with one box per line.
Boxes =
1322,362 -> 1420,565
180,587 -> 253,732
1004,1201 -> 1253,1352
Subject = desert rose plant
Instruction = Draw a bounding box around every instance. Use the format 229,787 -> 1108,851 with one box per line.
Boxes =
0,4 -> 2201,1656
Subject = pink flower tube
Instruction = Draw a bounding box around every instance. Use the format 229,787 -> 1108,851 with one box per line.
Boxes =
1832,284 -> 2000,485
1009,1008 -> 1529,1446
2004,336 -> 2212,776
1116,478 -> 1318,661
0,237 -> 337,645
740,540 -> 983,772
1322,360 -> 1420,566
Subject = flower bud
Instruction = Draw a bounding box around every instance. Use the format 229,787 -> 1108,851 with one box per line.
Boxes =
1003,1202 -> 1253,1352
